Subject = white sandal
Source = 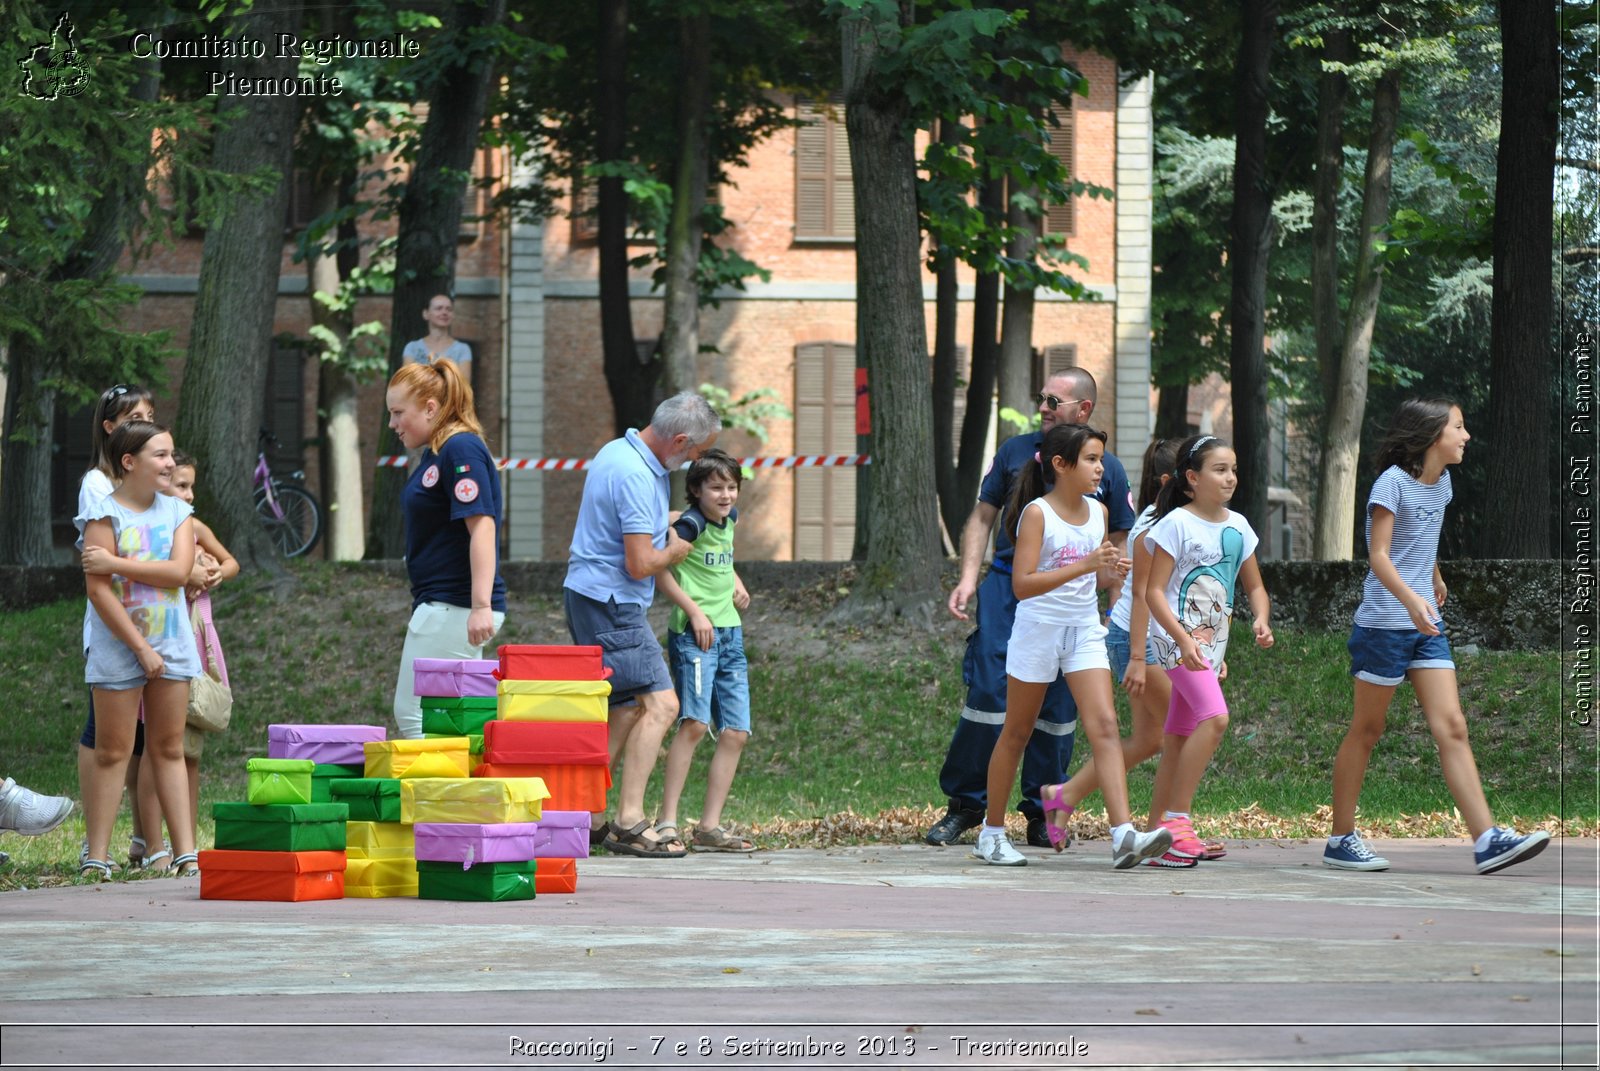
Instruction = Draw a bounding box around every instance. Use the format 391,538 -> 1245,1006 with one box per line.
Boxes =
78,859 -> 114,883
171,852 -> 200,877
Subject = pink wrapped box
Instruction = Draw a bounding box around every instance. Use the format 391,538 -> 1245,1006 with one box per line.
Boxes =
531,810 -> 591,859
413,822 -> 539,865
268,724 -> 388,767
413,658 -> 499,699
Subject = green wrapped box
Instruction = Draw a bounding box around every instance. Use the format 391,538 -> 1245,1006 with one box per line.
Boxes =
212,802 -> 348,852
416,858 -> 536,902
311,763 -> 364,803
246,758 -> 315,805
421,696 -> 498,736
329,777 -> 402,823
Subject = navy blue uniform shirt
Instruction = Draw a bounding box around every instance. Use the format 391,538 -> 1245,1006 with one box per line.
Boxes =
402,433 -> 508,612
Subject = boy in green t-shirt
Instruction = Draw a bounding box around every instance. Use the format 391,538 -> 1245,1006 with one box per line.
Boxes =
655,449 -> 756,852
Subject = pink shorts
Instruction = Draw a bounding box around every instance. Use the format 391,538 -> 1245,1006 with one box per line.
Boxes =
1164,664 -> 1229,736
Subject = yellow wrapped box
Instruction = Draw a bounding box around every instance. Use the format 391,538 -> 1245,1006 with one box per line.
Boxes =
363,738 -> 471,779
496,679 -> 611,724
401,777 -> 549,825
346,820 -> 415,859
344,856 -> 418,898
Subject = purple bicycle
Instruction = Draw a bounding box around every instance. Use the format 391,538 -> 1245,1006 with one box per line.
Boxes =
254,427 -> 323,558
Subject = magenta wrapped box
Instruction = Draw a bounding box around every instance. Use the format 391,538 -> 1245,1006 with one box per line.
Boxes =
530,810 -> 591,859
412,658 -> 500,699
268,724 -> 388,767
413,822 -> 539,865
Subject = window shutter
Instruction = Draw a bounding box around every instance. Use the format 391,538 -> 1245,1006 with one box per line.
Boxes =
264,342 -> 307,475
459,149 -> 486,242
571,172 -> 600,242
949,344 -> 971,453
1043,102 -> 1075,237
283,170 -> 316,234
795,98 -> 854,240
1036,344 -> 1079,397
794,341 -> 858,558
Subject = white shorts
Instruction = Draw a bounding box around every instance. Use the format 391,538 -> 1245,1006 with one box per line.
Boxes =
1005,619 -> 1111,683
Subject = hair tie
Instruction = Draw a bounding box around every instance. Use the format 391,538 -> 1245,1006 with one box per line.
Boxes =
1033,451 -> 1041,463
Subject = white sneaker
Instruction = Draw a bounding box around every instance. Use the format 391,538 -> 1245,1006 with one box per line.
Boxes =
1112,826 -> 1173,869
972,829 -> 1027,867
0,778 -> 75,837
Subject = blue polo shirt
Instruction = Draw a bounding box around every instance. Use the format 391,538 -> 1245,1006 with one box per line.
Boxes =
565,429 -> 669,607
979,431 -> 1136,571
402,432 -> 507,611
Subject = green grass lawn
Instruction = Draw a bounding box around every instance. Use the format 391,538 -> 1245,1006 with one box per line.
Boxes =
2,560 -> 1591,886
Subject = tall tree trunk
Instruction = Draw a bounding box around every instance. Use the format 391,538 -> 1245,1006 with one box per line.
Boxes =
932,121 -> 965,546
659,8 -> 711,397
1227,0 -> 1278,536
932,244 -> 961,544
1481,0 -> 1559,558
365,0 -> 507,559
0,339 -> 56,565
1154,382 -> 1190,441
997,176 -> 1038,435
311,176 -> 365,561
957,174 -> 1003,509
175,2 -> 306,572
597,0 -> 659,435
1314,68 -> 1400,560
830,8 -> 942,623
1312,24 -> 1351,411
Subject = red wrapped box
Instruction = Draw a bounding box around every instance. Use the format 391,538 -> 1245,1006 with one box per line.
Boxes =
535,857 -> 579,894
496,644 -> 608,681
473,762 -> 610,811
482,720 -> 608,766
198,849 -> 346,902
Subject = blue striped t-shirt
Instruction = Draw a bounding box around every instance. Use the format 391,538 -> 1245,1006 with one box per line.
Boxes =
1354,466 -> 1452,629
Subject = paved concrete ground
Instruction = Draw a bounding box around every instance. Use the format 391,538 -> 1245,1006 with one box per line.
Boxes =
1,837 -> 1595,1069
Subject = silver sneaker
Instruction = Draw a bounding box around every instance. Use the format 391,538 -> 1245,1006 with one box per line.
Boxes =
0,778 -> 75,837
1112,826 -> 1173,869
972,830 -> 1027,866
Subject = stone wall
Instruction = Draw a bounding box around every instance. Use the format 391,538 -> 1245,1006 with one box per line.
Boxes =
2,559 -> 1567,650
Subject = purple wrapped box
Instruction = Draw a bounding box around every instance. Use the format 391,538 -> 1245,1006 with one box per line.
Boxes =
268,724 -> 387,767
412,658 -> 500,699
531,809 -> 591,859
413,822 -> 539,865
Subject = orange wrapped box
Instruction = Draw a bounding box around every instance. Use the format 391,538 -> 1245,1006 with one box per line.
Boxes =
535,857 -> 579,894
473,762 -> 610,811
198,849 -> 346,902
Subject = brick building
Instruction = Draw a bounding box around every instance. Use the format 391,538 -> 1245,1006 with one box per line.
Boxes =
70,51 -> 1155,562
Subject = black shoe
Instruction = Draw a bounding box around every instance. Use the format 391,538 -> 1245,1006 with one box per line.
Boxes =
925,808 -> 984,846
1025,817 -> 1052,849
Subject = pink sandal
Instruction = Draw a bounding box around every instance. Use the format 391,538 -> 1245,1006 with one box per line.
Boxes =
1040,784 -> 1075,852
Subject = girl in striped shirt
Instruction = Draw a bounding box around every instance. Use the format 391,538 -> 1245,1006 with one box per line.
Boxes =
1324,399 -> 1550,875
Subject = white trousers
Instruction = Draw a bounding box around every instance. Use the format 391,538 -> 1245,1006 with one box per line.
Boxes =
392,601 -> 505,739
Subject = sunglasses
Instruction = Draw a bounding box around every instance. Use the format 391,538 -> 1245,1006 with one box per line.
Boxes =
103,384 -> 132,401
1032,393 -> 1080,412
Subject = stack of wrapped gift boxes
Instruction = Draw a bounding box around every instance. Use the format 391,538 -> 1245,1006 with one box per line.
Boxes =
198,724 -> 386,901
473,645 -> 611,893
404,775 -> 550,901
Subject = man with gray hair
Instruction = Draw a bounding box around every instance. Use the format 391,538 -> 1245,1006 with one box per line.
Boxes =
565,390 -> 720,858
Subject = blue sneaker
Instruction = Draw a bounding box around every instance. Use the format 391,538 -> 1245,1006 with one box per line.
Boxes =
1475,828 -> 1551,874
1323,832 -> 1390,871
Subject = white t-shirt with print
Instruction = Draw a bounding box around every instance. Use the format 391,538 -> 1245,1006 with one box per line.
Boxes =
1012,495 -> 1105,628
1146,507 -> 1259,671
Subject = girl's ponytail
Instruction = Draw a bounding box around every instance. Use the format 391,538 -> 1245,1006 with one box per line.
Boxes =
1004,454 -> 1049,538
1137,437 -> 1180,512
387,358 -> 484,453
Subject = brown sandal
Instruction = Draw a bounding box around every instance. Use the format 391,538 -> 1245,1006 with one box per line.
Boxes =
690,826 -> 756,853
602,820 -> 687,858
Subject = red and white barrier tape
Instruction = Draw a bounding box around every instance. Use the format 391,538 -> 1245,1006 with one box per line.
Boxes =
376,454 -> 872,470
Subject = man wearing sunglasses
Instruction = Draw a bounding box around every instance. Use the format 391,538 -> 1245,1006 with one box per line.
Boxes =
926,368 -> 1135,848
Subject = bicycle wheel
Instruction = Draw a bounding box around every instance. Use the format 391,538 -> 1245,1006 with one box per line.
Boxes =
255,482 -> 323,558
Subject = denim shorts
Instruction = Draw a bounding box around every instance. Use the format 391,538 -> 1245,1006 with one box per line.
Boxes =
79,692 -> 145,756
564,588 -> 673,706
667,627 -> 752,735
1348,623 -> 1455,686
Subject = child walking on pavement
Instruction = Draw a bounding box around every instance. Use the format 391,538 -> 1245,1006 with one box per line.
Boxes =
1324,399 -> 1549,875
977,423 -> 1170,868
656,450 -> 756,853
1143,434 -> 1275,865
